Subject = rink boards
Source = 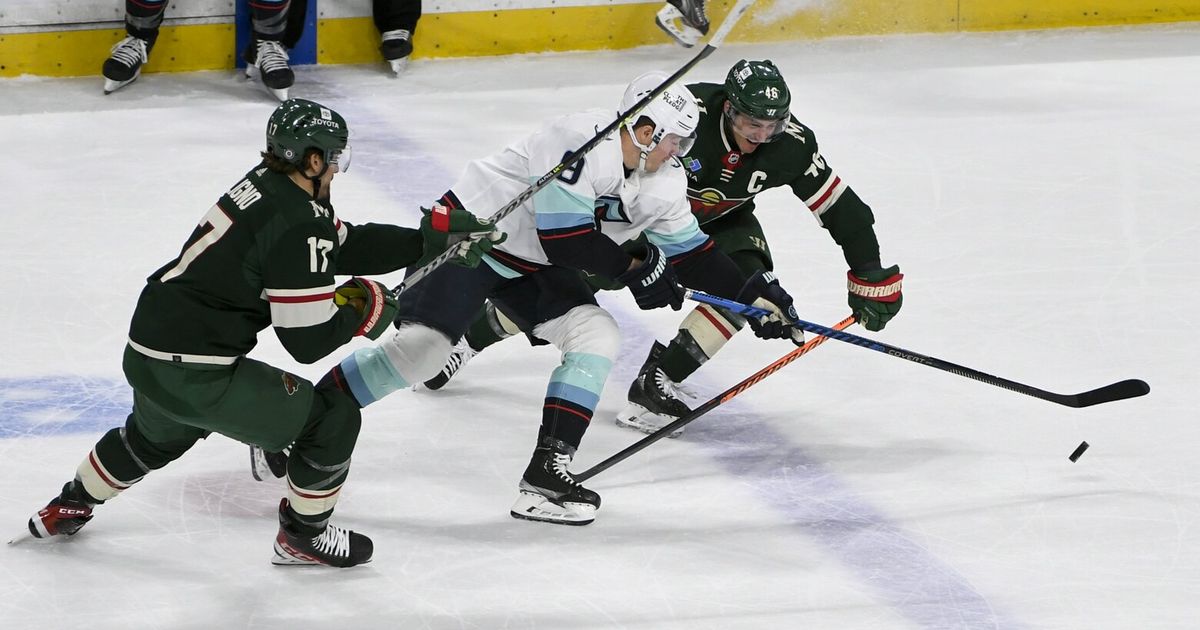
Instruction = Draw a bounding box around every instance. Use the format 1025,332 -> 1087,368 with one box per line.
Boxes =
2,0 -> 1199,77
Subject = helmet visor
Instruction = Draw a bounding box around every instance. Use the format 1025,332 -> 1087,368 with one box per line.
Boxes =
329,144 -> 352,173
726,108 -> 787,144
660,131 -> 697,158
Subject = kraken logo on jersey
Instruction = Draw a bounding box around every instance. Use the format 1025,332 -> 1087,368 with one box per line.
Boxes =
690,188 -> 752,222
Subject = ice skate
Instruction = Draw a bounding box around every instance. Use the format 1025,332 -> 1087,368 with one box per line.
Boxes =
250,445 -> 289,481
272,499 -> 373,567
655,0 -> 710,48
511,436 -> 600,526
102,35 -> 150,94
244,39 -> 294,101
380,29 -> 413,74
614,341 -> 694,438
422,337 -> 478,390
13,482 -> 95,544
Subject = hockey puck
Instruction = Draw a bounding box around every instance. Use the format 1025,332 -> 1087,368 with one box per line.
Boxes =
1068,441 -> 1089,462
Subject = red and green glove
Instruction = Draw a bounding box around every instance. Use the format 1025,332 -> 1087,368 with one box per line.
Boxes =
335,277 -> 398,340
417,204 -> 506,268
847,264 -> 903,332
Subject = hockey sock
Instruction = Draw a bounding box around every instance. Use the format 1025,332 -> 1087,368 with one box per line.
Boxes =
77,426 -> 150,502
658,303 -> 745,383
284,387 -> 359,534
124,0 -> 166,45
250,0 -> 291,41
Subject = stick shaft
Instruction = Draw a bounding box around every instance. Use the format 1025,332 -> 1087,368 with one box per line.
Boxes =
575,314 -> 856,482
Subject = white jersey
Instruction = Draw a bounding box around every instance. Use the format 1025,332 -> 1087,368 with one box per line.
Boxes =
447,109 -> 709,277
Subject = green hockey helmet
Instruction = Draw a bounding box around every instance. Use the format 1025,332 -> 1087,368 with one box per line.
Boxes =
724,59 -> 790,120
265,98 -> 351,172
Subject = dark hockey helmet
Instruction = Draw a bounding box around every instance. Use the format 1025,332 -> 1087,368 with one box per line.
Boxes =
266,99 -> 351,171
724,59 -> 791,121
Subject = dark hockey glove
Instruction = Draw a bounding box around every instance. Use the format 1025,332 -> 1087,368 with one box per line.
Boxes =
847,264 -> 903,332
735,270 -> 804,346
417,204 -> 507,268
617,244 -> 685,311
335,277 -> 398,340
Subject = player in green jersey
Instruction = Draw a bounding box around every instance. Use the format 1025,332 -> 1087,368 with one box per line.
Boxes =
417,59 -> 904,439
20,99 -> 502,567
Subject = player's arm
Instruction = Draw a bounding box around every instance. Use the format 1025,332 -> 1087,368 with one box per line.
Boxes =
788,126 -> 902,330
263,222 -> 390,364
336,219 -> 424,275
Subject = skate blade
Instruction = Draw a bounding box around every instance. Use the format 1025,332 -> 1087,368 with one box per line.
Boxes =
103,74 -> 139,95
388,58 -> 410,75
655,6 -> 701,48
614,406 -> 684,438
244,66 -> 290,102
510,492 -> 595,526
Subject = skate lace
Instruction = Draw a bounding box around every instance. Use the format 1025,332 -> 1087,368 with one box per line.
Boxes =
442,341 -> 478,376
381,29 -> 411,43
311,524 -> 351,559
653,368 -> 696,403
549,452 -> 579,487
109,36 -> 148,67
256,40 -> 290,73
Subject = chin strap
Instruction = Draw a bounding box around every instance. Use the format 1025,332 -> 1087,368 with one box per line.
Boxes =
308,162 -> 330,200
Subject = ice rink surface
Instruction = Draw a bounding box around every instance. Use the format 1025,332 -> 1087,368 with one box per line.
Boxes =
1,23 -> 1198,630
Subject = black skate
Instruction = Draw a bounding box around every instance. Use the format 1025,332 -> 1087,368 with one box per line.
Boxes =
250,445 -> 289,481
244,39 -> 294,101
422,338 -> 478,391
614,341 -> 694,438
102,35 -> 150,94
656,0 -> 710,48
17,482 -> 95,543
380,29 -> 413,74
272,499 -> 373,567
511,436 -> 600,526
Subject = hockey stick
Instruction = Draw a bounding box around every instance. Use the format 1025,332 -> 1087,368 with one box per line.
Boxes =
786,318 -> 1150,408
575,314 -> 857,482
392,0 -> 760,296
689,289 -> 1149,407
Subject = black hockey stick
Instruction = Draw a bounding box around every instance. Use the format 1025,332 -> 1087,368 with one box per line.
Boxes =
785,317 -> 1150,408
686,290 -> 1148,407
575,314 -> 858,482
392,0 -> 760,296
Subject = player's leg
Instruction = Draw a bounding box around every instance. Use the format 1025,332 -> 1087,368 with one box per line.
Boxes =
25,346 -> 214,540
244,0 -> 295,99
322,261 -> 500,408
421,301 -> 522,390
374,0 -> 422,73
102,0 -> 167,93
617,210 -> 773,437
495,269 -> 619,526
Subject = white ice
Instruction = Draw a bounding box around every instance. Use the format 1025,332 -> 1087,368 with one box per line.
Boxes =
1,24 -> 1198,630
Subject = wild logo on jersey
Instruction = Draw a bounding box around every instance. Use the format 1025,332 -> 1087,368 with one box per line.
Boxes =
689,187 -> 753,222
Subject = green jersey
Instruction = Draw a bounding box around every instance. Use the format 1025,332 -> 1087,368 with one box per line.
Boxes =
128,164 -> 422,365
682,82 -> 882,270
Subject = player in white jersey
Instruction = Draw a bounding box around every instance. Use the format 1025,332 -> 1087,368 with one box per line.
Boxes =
313,71 -> 803,526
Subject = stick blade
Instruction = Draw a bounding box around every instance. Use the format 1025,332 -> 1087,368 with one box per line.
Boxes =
1069,379 -> 1150,407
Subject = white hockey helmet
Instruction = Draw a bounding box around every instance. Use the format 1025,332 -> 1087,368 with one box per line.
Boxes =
620,71 -> 700,161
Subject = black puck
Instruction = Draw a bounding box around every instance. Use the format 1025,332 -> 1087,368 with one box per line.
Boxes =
1069,441 -> 1089,462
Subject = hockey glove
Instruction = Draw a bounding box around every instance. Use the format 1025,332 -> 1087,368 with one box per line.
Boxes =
617,244 -> 685,311
847,264 -> 903,332
735,270 -> 804,346
335,278 -> 398,340
417,204 -> 507,268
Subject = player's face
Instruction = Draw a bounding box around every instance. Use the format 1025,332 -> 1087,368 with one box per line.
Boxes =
725,103 -> 787,152
643,132 -> 695,172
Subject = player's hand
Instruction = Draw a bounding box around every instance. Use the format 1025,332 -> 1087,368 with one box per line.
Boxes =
735,270 -> 804,346
847,264 -> 903,332
617,244 -> 685,311
417,204 -> 507,268
335,277 -> 398,340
